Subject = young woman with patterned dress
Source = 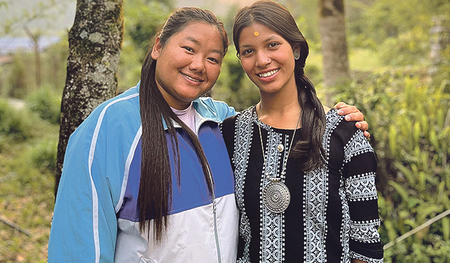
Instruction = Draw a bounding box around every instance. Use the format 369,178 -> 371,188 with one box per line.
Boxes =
221,1 -> 384,262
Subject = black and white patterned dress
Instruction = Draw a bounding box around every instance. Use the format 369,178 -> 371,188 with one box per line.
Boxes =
221,107 -> 384,263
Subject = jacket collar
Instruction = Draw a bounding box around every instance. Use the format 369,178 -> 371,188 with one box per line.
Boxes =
135,82 -> 221,131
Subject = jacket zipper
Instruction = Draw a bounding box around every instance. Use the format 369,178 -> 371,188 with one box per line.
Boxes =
207,168 -> 222,263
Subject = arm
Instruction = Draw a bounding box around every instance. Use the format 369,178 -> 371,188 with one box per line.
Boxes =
48,114 -> 118,263
343,130 -> 384,262
334,102 -> 370,138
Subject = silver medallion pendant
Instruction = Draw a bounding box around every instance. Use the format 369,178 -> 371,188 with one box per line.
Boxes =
262,181 -> 291,213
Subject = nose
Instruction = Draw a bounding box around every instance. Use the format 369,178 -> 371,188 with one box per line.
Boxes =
255,51 -> 271,67
189,55 -> 205,73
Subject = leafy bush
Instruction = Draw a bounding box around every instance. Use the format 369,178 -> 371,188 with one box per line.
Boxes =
26,86 -> 61,125
26,138 -> 58,173
332,67 -> 450,262
0,100 -> 40,143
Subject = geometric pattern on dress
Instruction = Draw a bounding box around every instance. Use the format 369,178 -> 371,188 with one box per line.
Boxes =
346,172 -> 378,202
350,219 -> 382,243
258,116 -> 287,263
349,251 -> 384,263
339,176 -> 351,262
234,109 -> 383,263
303,110 -> 341,262
304,166 -> 328,262
343,131 -> 373,164
302,110 -> 345,262
233,108 -> 254,263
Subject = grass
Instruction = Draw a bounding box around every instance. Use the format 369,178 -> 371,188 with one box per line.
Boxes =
0,104 -> 58,263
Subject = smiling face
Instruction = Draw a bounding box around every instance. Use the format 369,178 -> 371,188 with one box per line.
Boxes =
151,22 -> 224,109
238,23 -> 298,97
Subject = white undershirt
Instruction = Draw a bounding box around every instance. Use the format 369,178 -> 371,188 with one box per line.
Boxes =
171,103 -> 197,134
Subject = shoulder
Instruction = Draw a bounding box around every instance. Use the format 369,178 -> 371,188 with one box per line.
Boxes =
325,109 -> 373,155
70,86 -> 141,145
324,109 -> 366,148
98,86 -> 140,117
194,97 -> 237,122
222,106 -> 254,127
325,108 -> 359,136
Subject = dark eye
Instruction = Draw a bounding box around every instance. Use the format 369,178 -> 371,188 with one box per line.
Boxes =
241,49 -> 253,56
184,46 -> 194,53
208,57 -> 220,64
268,42 -> 279,48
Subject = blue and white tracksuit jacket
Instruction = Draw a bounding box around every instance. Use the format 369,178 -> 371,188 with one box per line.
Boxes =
48,84 -> 239,263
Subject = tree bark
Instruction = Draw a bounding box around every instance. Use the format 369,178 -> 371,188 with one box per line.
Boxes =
55,0 -> 124,196
318,0 -> 350,105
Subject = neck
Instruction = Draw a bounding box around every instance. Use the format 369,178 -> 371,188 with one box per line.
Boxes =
256,84 -> 301,129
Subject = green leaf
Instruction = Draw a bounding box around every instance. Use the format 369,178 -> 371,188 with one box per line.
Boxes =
443,217 -> 450,241
430,130 -> 439,150
394,162 -> 415,186
389,180 -> 410,202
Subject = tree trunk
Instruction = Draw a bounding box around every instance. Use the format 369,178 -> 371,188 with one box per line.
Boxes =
318,0 -> 350,105
55,0 -> 124,196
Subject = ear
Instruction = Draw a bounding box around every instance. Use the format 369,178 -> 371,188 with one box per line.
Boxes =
151,37 -> 162,60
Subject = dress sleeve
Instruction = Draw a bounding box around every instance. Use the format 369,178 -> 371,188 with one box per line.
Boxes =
342,129 -> 384,262
48,111 -> 118,263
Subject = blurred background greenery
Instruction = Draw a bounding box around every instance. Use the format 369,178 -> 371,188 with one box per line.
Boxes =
0,0 -> 449,262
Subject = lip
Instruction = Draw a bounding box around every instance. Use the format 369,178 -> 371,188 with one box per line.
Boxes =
181,72 -> 204,84
256,68 -> 280,79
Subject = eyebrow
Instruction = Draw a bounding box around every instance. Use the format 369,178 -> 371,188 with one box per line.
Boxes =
240,35 -> 281,49
186,36 -> 223,57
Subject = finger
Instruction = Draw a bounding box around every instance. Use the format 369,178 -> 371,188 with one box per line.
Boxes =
338,106 -> 359,116
334,102 -> 348,109
344,112 -> 364,122
364,130 -> 371,139
355,121 -> 368,131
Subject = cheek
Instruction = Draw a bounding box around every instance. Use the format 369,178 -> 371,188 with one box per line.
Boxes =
207,65 -> 222,83
240,59 -> 254,75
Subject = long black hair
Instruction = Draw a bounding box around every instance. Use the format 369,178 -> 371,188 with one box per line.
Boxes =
233,0 -> 326,171
138,7 -> 229,241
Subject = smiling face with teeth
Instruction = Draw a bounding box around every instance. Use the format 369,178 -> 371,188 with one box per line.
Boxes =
151,22 -> 224,110
238,23 -> 297,98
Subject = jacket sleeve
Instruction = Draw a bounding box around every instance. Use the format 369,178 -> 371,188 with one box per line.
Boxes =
343,129 -> 384,262
215,100 -> 237,120
48,104 -> 127,263
200,97 -> 237,121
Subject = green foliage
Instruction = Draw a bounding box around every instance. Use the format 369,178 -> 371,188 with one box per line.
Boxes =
346,0 -> 450,66
0,140 -> 55,262
332,62 -> 450,261
0,99 -> 40,142
0,37 -> 68,99
118,0 -> 171,91
124,0 -> 171,57
26,85 -> 61,125
0,104 -> 57,262
26,137 -> 58,174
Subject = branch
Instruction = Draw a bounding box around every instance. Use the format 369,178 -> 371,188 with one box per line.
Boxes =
0,214 -> 31,236
384,209 -> 450,250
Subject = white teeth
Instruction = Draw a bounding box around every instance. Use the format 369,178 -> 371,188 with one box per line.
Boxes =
183,73 -> 201,82
258,69 -> 279,78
